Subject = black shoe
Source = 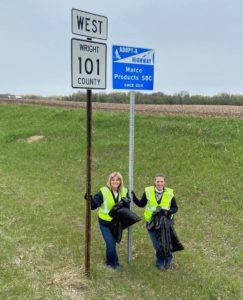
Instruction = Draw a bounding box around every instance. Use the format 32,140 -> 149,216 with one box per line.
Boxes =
105,264 -> 122,272
164,263 -> 172,270
156,265 -> 165,271
114,265 -> 122,272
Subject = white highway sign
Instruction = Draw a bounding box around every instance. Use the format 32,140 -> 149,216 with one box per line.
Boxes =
72,9 -> 108,40
71,38 -> 107,89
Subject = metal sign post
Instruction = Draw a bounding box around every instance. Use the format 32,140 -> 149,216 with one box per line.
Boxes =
71,8 -> 108,276
128,91 -> 135,262
112,44 -> 155,262
85,89 -> 92,276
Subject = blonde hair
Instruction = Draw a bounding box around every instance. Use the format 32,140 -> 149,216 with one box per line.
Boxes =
106,172 -> 124,191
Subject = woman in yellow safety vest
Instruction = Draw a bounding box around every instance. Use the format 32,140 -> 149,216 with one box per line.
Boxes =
87,172 -> 130,271
132,174 -> 178,271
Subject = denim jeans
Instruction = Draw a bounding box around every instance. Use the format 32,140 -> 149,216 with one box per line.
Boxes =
148,229 -> 173,267
99,222 -> 119,267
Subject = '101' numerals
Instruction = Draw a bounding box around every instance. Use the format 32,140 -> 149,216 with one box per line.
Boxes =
78,57 -> 100,75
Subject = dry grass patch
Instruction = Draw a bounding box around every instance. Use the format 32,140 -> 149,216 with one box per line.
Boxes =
49,266 -> 89,300
26,135 -> 44,143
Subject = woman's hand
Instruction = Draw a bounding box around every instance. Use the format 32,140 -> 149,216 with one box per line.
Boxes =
84,193 -> 93,201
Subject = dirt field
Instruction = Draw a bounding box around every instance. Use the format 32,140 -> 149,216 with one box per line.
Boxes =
1,98 -> 243,118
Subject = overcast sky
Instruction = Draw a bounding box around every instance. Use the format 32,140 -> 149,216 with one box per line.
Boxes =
0,0 -> 242,96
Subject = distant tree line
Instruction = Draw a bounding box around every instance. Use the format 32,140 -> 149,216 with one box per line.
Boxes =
25,91 -> 243,106
61,91 -> 243,105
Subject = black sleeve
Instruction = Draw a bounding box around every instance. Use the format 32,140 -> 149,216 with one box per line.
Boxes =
91,191 -> 103,210
117,192 -> 131,209
123,192 -> 131,208
132,192 -> 148,207
168,197 -> 178,215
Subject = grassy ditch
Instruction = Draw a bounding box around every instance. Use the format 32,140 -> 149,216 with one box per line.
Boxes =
0,104 -> 242,299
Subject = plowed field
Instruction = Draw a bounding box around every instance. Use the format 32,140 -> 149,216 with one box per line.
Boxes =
1,98 -> 242,118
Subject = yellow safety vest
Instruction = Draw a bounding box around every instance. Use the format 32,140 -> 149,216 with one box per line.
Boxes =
144,186 -> 174,222
98,186 -> 128,221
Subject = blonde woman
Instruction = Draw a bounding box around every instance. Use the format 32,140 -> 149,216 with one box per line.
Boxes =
88,172 -> 130,270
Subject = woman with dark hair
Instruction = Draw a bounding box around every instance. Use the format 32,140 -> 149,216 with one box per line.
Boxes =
132,174 -> 178,270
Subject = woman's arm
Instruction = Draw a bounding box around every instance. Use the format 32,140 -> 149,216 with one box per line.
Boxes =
132,191 -> 148,207
90,191 -> 104,210
168,197 -> 178,215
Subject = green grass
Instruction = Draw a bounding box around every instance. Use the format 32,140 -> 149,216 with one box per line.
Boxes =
0,104 -> 242,300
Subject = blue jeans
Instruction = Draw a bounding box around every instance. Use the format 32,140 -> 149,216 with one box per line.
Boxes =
148,229 -> 173,267
99,222 -> 119,267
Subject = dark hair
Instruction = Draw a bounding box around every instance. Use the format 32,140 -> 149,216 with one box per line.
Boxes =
154,174 -> 165,180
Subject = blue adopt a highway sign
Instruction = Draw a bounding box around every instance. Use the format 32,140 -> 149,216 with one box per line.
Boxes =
112,45 -> 155,90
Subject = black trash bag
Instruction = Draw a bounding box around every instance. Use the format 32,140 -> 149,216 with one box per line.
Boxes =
156,215 -> 172,258
147,206 -> 184,257
118,207 -> 141,229
170,223 -> 184,252
110,207 -> 141,243
110,215 -> 123,243
108,197 -> 131,217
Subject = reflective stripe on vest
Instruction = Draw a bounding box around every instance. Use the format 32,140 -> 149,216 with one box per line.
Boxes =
98,186 -> 128,221
144,186 -> 174,222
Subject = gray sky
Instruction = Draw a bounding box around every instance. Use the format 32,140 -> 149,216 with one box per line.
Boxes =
0,0 -> 242,96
